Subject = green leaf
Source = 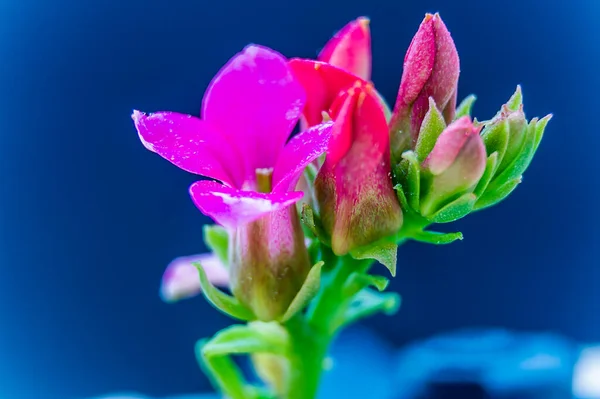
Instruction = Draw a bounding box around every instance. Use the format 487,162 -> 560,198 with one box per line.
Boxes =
279,262 -> 323,322
343,272 -> 389,298
203,224 -> 229,265
474,177 -> 521,211
474,152 -> 499,197
428,193 -> 476,224
351,241 -> 398,277
415,98 -> 446,161
401,151 -> 421,212
195,339 -> 251,399
393,183 -> 412,213
506,85 -> 523,111
202,323 -> 289,357
340,289 -> 401,327
492,118 -> 536,185
300,204 -> 330,245
195,263 -> 255,321
533,114 -> 552,153
455,94 -> 477,119
411,230 -> 463,245
481,119 -> 509,167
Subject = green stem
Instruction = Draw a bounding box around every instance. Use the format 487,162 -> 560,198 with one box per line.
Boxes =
283,255 -> 371,399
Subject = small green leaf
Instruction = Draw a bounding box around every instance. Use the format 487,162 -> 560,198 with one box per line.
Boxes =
401,151 -> 421,212
474,177 -> 521,211
394,183 -> 413,213
506,85 -> 523,111
481,119 -> 509,167
343,272 -> 389,297
279,262 -> 323,322
455,94 -> 477,119
428,193 -> 476,224
195,263 -> 255,321
534,113 -> 552,153
474,152 -> 499,197
411,230 -> 463,245
351,241 -> 398,277
339,289 -> 401,327
300,204 -> 330,245
203,224 -> 229,265
203,323 -> 289,357
492,118 -> 536,185
415,98 -> 447,161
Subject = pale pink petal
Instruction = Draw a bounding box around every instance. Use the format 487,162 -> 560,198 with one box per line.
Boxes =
132,110 -> 242,187
318,17 -> 372,80
202,45 -> 305,183
271,122 -> 333,193
160,253 -> 229,303
189,180 -> 303,229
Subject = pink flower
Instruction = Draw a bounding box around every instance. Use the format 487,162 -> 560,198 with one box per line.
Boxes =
133,45 -> 332,320
315,82 -> 402,255
389,13 -> 460,159
160,253 -> 228,303
318,17 -> 372,81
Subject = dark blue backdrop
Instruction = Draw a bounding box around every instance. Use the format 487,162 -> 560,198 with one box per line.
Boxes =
1,0 -> 598,398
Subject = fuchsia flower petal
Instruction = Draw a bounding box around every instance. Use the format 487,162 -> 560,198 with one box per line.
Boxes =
189,180 -> 303,229
202,45 -> 305,184
289,59 -> 366,127
132,111 -> 240,186
160,253 -> 229,303
318,17 -> 372,80
271,122 -> 334,193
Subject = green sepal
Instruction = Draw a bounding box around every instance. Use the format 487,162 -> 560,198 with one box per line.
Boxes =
533,114 -> 552,153
481,119 -> 509,167
474,152 -> 499,197
394,183 -> 412,213
489,117 -> 536,187
300,204 -> 330,245
202,323 -> 289,357
506,85 -> 523,111
455,94 -> 477,119
351,240 -> 398,277
203,224 -> 229,265
195,263 -> 255,321
474,177 -> 521,211
401,151 -> 421,211
427,193 -> 477,224
411,229 -> 463,245
339,289 -> 401,328
279,262 -> 323,322
343,272 -> 389,298
415,98 -> 446,161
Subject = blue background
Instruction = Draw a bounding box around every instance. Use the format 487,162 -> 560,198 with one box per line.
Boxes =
1,0 -> 598,398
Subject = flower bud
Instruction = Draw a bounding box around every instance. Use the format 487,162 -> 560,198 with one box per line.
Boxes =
229,206 -> 311,321
318,17 -> 372,80
315,82 -> 403,255
420,116 -> 486,216
389,13 -> 460,160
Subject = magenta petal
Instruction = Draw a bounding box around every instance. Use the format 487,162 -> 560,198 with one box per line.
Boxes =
189,180 -> 303,229
160,253 -> 229,303
132,110 -> 241,186
272,122 -> 334,193
202,45 -> 306,180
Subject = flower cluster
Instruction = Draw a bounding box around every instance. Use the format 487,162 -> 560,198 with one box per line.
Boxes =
133,13 -> 550,323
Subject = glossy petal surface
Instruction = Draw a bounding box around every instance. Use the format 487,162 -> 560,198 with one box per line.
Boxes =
133,110 -> 239,186
202,45 -> 305,183
189,180 -> 303,229
272,122 -> 333,193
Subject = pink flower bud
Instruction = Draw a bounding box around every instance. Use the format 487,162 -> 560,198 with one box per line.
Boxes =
160,253 -> 229,303
420,116 -> 486,216
229,206 -> 311,321
315,83 -> 403,255
318,17 -> 372,80
390,13 -> 460,159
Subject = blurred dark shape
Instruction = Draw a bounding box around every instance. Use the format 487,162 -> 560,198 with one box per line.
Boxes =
393,329 -> 576,399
